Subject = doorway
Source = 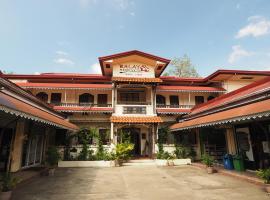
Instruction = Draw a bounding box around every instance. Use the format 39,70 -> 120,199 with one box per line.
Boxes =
122,128 -> 141,156
0,128 -> 13,172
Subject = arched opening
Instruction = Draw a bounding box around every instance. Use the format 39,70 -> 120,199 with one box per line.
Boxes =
36,92 -> 48,102
79,93 -> 94,105
156,95 -> 166,107
207,96 -> 215,101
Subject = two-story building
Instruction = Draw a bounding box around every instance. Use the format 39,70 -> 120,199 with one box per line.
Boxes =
3,50 -> 270,161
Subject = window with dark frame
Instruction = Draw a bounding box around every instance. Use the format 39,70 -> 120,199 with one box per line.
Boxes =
51,93 -> 62,104
169,95 -> 179,108
195,96 -> 204,105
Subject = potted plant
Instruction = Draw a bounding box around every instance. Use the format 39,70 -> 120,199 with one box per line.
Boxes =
115,142 -> 134,167
202,154 -> 215,174
0,173 -> 19,200
256,168 -> 270,193
46,146 -> 61,176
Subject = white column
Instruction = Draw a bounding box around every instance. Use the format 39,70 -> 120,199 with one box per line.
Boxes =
110,122 -> 114,143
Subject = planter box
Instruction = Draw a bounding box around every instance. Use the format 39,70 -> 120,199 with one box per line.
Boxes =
155,159 -> 168,166
58,161 -> 116,168
173,158 -> 191,165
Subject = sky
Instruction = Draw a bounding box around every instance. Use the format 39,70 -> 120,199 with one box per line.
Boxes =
0,0 -> 270,77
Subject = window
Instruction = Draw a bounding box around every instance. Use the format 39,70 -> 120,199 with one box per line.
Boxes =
99,129 -> 110,145
195,96 -> 204,105
156,95 -> 166,107
51,93 -> 62,104
169,95 -> 179,108
120,92 -> 139,102
79,93 -> 94,105
97,94 -> 108,106
207,96 -> 215,101
36,92 -> 48,102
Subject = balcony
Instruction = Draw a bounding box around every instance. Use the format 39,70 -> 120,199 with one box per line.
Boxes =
52,102 -> 113,113
52,102 -> 112,107
123,106 -> 146,114
117,101 -> 151,105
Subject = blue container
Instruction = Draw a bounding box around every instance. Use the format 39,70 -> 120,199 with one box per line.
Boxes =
223,154 -> 234,170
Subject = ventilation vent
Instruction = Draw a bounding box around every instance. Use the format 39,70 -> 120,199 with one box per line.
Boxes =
241,76 -> 253,80
105,64 -> 111,69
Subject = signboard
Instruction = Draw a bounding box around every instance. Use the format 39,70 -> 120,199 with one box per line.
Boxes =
113,62 -> 155,78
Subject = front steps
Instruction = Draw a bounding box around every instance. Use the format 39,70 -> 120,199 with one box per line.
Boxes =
122,159 -> 156,166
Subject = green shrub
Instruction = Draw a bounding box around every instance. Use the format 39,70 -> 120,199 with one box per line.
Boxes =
201,154 -> 214,167
78,144 -> 89,161
46,146 -> 61,167
116,142 -> 134,161
256,168 -> 270,184
0,173 -> 19,192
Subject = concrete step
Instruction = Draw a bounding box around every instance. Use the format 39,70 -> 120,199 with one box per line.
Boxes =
128,159 -> 155,163
122,159 -> 156,166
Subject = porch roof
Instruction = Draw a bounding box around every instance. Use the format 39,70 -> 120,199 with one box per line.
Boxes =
170,98 -> 270,131
112,77 -> 162,83
15,82 -> 112,90
110,116 -> 163,123
0,92 -> 78,131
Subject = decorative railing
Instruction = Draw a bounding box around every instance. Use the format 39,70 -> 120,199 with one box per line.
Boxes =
123,106 -> 146,114
117,101 -> 151,105
156,104 -> 195,109
52,102 -> 112,107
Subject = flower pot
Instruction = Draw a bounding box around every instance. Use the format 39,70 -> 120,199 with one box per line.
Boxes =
115,160 -> 122,167
265,184 -> 270,193
207,167 -> 214,174
0,191 -> 12,200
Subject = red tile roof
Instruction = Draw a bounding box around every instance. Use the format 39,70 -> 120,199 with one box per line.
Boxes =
110,116 -> 163,123
190,76 -> 270,115
171,98 -> 270,131
157,85 -> 225,92
0,92 -> 78,130
16,82 -> 112,90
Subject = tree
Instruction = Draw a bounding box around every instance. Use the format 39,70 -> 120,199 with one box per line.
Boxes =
163,54 -> 199,77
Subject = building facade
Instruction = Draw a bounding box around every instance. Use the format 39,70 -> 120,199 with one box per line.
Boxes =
3,50 -> 270,165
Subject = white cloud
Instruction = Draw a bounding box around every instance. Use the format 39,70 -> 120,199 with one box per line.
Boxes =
236,16 -> 270,38
54,58 -> 74,65
130,12 -> 135,16
236,3 -> 240,9
88,63 -> 102,74
228,45 -> 253,64
56,50 -> 68,56
57,41 -> 70,46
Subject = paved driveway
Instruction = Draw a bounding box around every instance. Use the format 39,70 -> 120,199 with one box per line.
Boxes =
13,166 -> 268,200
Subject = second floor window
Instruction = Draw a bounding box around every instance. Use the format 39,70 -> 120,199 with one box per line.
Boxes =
51,93 -> 62,104
169,95 -> 179,107
98,94 -> 108,106
195,96 -> 204,105
36,92 -> 48,103
79,93 -> 94,105
156,95 -> 166,106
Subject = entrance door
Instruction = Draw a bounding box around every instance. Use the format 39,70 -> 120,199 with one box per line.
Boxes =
122,128 -> 141,156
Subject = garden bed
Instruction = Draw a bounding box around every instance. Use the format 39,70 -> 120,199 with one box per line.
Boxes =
58,160 -> 116,168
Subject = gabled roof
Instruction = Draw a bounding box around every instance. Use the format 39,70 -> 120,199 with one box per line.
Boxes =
99,50 -> 171,77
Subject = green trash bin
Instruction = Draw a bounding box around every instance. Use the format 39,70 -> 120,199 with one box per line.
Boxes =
232,155 -> 245,171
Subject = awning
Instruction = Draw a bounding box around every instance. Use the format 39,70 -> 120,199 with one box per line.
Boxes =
170,99 -> 270,131
54,106 -> 113,113
112,77 -> 162,83
16,82 -> 112,90
0,92 -> 78,130
110,116 -> 163,123
156,108 -> 190,114
157,85 -> 226,93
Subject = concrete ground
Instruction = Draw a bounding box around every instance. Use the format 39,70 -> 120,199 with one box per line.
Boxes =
12,166 -> 269,200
